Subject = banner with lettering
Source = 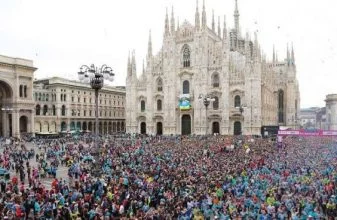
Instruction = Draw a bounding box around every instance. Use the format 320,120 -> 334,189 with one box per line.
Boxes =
278,129 -> 337,136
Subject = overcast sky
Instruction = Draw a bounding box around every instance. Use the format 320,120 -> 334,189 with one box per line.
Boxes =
1,0 -> 336,108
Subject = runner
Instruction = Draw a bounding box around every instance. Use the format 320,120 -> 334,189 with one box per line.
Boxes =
0,134 -> 336,219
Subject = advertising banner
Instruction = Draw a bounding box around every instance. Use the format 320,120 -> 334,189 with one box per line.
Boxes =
277,129 -> 337,137
179,97 -> 191,111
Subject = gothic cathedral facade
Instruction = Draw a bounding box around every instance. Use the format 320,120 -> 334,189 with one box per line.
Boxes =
126,0 -> 300,135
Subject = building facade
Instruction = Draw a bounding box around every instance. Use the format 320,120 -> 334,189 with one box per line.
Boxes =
315,107 -> 327,130
0,54 -> 126,138
325,94 -> 337,130
0,55 -> 37,138
33,77 -> 126,134
299,107 -> 320,129
126,0 -> 300,135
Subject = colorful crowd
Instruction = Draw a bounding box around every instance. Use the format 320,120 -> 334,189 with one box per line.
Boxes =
0,134 -> 337,219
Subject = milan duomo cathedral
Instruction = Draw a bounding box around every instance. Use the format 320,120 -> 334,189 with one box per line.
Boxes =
126,0 -> 300,136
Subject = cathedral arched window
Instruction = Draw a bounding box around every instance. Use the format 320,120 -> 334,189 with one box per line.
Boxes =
157,99 -> 162,111
61,105 -> 66,116
19,85 -> 23,97
213,96 -> 219,110
36,105 -> 41,116
182,80 -> 190,94
140,100 -> 146,112
182,45 -> 191,68
212,73 -> 220,88
52,105 -> 56,116
43,105 -> 48,115
278,90 -> 284,123
157,78 -> 163,92
24,85 -> 27,97
234,95 -> 241,107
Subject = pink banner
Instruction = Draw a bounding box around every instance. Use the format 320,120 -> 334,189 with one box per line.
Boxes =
278,129 -> 337,136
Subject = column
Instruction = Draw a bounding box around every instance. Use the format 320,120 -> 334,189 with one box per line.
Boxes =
12,110 -> 20,138
2,112 -> 7,137
56,106 -> 61,117
67,118 -> 71,131
30,111 -> 35,135
104,121 -> 108,135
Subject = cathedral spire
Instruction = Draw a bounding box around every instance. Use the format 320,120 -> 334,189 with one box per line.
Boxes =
286,43 -> 290,65
217,16 -> 221,37
195,0 -> 200,30
273,45 -> 276,63
245,32 -> 251,60
171,6 -> 175,34
253,32 -> 258,61
212,10 -> 215,32
127,50 -> 131,76
291,43 -> 295,65
202,0 -> 207,29
245,32 -> 249,41
147,30 -> 152,58
234,0 -> 240,37
142,59 -> 145,74
263,51 -> 267,63
165,8 -> 170,36
131,50 -> 136,76
223,15 -> 227,40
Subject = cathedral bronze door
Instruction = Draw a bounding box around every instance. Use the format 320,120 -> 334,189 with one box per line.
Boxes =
140,122 -> 146,134
156,122 -> 163,135
181,115 -> 191,135
212,122 -> 220,134
234,121 -> 242,135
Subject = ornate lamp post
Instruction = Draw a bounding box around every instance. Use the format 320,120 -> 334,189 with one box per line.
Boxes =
236,105 -> 244,115
1,106 -> 13,113
78,64 -> 115,145
198,94 -> 215,135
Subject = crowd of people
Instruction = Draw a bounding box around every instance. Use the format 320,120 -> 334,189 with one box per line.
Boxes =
0,134 -> 337,219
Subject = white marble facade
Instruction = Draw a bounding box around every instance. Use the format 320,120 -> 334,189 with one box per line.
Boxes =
0,55 -> 37,138
126,0 -> 300,135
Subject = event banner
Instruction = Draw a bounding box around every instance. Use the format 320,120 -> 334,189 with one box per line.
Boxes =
278,129 -> 337,136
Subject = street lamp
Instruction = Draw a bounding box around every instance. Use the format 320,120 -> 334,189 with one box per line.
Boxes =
1,106 -> 13,112
78,64 -> 115,145
235,105 -> 245,115
198,94 -> 215,135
